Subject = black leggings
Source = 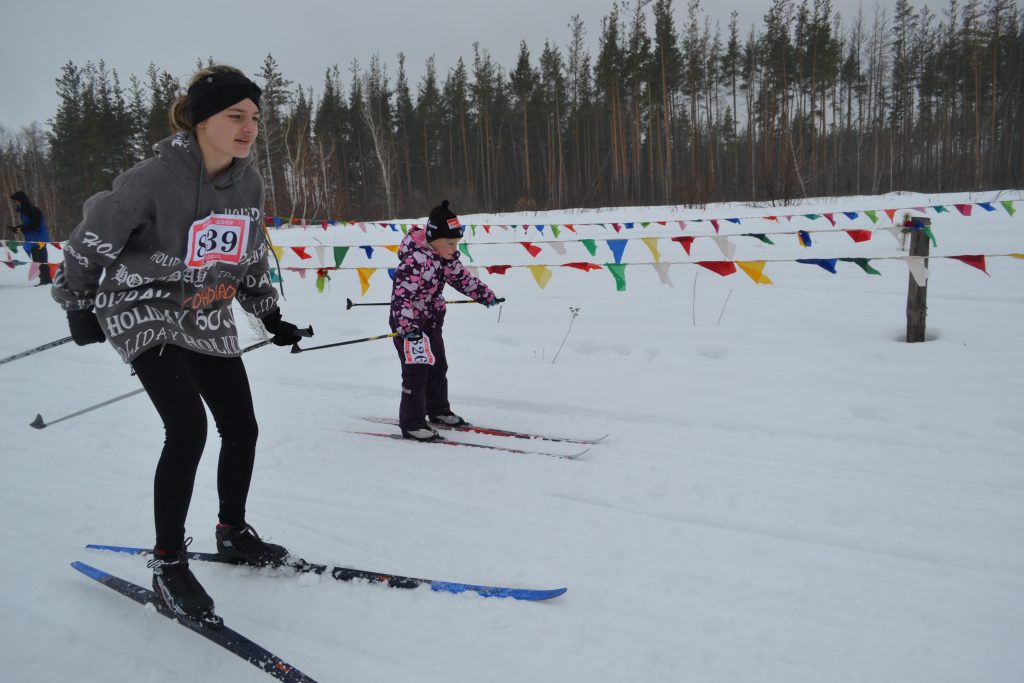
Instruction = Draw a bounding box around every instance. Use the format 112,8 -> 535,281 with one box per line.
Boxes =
131,345 -> 258,552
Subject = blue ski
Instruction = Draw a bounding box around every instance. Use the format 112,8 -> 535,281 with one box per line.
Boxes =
86,545 -> 567,601
71,561 -> 319,682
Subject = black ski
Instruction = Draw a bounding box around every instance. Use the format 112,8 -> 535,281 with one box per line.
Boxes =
349,429 -> 588,459
365,416 -> 607,444
71,561 -> 319,682
85,546 -> 567,601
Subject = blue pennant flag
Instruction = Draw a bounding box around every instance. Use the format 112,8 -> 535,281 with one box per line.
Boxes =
607,239 -> 628,264
796,258 -> 838,274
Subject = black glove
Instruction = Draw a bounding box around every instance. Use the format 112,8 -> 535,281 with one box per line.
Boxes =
67,309 -> 106,346
401,327 -> 423,342
261,308 -> 306,346
488,296 -> 505,307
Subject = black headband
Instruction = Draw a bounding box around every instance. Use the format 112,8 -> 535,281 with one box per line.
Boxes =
187,72 -> 262,126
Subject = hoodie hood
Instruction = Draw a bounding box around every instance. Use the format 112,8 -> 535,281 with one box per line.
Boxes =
10,190 -> 30,205
152,131 -> 255,190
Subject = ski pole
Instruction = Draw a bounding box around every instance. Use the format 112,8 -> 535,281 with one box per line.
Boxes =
290,331 -> 397,354
29,329 -> 312,430
0,336 -> 73,366
346,297 -> 504,310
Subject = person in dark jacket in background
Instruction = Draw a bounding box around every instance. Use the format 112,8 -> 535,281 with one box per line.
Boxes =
389,199 -> 500,441
9,191 -> 52,285
51,64 -> 309,628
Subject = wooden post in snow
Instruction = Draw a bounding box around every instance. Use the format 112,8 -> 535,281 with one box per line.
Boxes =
905,215 -> 932,343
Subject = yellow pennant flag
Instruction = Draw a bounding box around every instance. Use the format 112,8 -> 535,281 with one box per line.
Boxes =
736,260 -> 773,285
1010,253 -> 1024,259
356,268 -> 376,295
641,237 -> 661,262
528,265 -> 553,289
271,246 -> 284,262
383,245 -> 400,254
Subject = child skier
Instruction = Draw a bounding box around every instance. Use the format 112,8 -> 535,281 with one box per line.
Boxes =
389,200 -> 500,441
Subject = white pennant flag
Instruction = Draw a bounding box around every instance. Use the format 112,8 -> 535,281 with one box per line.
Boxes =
904,256 -> 930,286
314,245 -> 326,267
711,235 -> 736,260
548,242 -> 567,256
652,262 -> 674,287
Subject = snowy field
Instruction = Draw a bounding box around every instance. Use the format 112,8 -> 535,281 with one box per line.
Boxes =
1,190 -> 1022,682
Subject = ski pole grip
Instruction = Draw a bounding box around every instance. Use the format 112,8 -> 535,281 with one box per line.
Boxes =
297,325 -> 314,338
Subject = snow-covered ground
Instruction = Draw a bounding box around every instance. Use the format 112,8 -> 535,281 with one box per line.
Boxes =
2,191 -> 1022,682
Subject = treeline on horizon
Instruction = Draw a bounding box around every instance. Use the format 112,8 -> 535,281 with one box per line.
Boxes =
1,0 -> 1023,237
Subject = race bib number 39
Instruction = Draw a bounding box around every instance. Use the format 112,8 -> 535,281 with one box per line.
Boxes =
186,214 -> 250,268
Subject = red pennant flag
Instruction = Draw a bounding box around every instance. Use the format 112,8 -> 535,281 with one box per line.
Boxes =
710,219 -> 720,233
671,236 -> 695,254
764,216 -> 778,222
564,224 -> 576,232
823,213 -> 836,226
883,209 -> 897,223
520,242 -> 542,257
320,221 -> 329,230
612,223 -> 623,233
656,221 -> 667,226
486,265 -> 511,274
696,261 -> 737,276
290,247 -> 312,260
948,255 -> 988,274
954,204 -> 973,216
845,230 -> 873,243
564,262 -> 604,271
483,225 -> 492,233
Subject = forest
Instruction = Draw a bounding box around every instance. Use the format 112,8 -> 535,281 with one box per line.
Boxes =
1,0 -> 1022,236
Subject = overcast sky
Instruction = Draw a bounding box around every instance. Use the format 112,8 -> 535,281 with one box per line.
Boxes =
2,0 -> 893,131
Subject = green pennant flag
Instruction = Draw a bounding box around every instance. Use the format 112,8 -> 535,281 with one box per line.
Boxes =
745,233 -> 775,245
582,239 -> 598,256
839,258 -> 882,275
923,226 -> 938,247
803,213 -> 822,220
1002,200 -> 1016,216
641,222 -> 651,228
864,210 -> 879,224
551,225 -> 561,239
932,205 -> 950,213
606,263 -> 627,291
5,240 -> 19,252
333,246 -> 350,266
270,268 -> 281,283
471,225 -> 477,237
316,271 -> 330,293
458,242 -> 473,262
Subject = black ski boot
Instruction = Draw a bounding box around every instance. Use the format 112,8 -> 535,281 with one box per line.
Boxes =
216,523 -> 290,567
401,425 -> 443,441
148,542 -> 222,629
429,413 -> 468,427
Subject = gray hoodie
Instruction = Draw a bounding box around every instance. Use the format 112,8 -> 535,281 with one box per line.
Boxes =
52,131 -> 279,363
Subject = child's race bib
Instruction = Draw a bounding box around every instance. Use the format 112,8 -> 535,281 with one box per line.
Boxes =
185,214 -> 250,268
403,336 -> 435,365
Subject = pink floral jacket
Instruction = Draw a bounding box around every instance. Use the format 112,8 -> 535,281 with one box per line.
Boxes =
389,228 -> 497,335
